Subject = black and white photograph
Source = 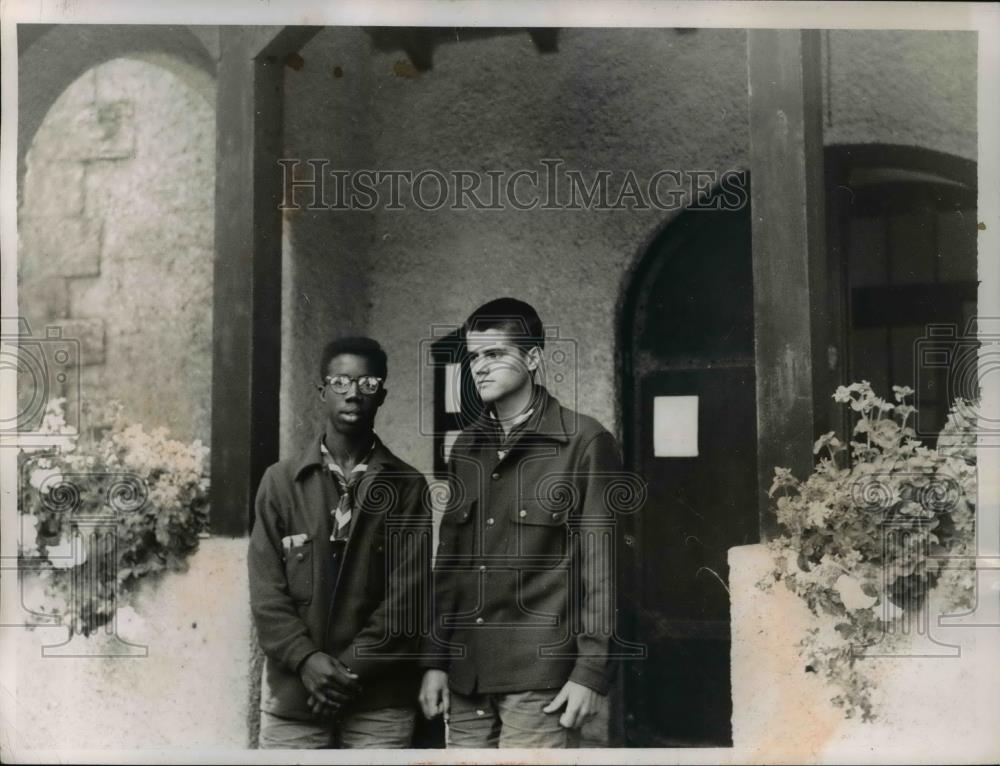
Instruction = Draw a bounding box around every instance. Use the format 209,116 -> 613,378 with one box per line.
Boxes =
1,1 -> 998,763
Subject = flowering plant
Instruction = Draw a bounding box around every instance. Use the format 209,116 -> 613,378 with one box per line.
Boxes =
18,399 -> 210,635
760,382 -> 976,721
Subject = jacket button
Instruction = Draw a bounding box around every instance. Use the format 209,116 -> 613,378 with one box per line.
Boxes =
479,565 -> 487,572
486,518 -> 495,526
475,617 -> 484,625
519,509 -> 527,517
296,552 -> 305,561
491,472 -> 501,480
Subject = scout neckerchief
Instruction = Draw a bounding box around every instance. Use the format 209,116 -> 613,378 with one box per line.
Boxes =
488,406 -> 535,461
320,439 -> 375,542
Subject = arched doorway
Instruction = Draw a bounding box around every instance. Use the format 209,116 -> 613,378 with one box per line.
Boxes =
619,176 -> 758,747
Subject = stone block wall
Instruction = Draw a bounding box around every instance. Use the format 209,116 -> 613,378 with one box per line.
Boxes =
18,57 -> 215,445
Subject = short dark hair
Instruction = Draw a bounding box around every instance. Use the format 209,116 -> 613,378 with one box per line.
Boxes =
463,297 -> 545,352
319,336 -> 388,381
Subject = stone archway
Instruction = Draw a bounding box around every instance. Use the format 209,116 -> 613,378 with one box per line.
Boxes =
18,55 -> 216,444
16,25 -> 216,198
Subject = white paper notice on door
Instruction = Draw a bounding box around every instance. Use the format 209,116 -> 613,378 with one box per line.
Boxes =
653,395 -> 699,457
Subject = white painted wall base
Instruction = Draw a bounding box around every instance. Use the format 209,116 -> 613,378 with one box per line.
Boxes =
729,544 -> 1000,764
5,537 -> 251,753
5,538 -> 996,760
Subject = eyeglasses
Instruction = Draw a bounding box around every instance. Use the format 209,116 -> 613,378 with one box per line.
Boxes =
322,374 -> 384,395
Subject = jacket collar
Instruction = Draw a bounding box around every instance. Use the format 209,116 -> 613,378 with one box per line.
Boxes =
471,385 -> 569,444
532,387 -> 571,443
294,430 -> 398,481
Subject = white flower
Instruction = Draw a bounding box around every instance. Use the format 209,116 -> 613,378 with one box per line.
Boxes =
28,466 -> 61,491
869,419 -> 902,449
813,431 -> 844,455
871,397 -> 895,412
895,404 -> 916,421
806,501 -> 831,526
835,574 -> 877,611
833,386 -> 853,403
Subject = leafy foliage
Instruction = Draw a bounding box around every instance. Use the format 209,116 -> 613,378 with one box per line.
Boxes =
18,399 -> 210,636
759,382 -> 977,721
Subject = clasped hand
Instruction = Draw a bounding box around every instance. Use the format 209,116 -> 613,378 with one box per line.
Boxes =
299,652 -> 361,717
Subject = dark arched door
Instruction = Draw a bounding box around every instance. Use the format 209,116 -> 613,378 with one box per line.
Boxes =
620,179 -> 759,746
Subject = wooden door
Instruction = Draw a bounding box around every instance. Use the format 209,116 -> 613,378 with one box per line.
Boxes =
620,184 -> 758,747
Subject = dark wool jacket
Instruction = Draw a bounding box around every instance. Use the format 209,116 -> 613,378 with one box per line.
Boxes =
421,388 -> 623,696
249,433 -> 431,720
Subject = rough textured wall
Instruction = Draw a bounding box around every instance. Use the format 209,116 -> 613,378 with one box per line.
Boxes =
729,544 -> 998,763
18,57 -> 215,445
364,27 -> 751,473
275,30 -> 977,745
276,29 -> 976,470
10,539 -> 252,752
280,28 -> 375,459
825,30 -> 977,161
14,26 -> 976,477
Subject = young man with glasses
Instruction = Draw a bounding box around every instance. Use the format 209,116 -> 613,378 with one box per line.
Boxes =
249,337 -> 431,748
418,298 -> 623,748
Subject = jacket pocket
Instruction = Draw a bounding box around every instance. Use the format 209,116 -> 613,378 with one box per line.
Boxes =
284,540 -> 313,604
511,495 -> 569,526
510,496 -> 568,561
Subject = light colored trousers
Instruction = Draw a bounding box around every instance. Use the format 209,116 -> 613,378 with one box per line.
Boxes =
447,689 -> 582,748
258,707 -> 416,749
